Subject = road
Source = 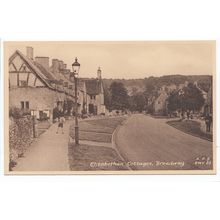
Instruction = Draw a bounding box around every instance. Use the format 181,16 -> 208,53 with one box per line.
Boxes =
115,114 -> 213,170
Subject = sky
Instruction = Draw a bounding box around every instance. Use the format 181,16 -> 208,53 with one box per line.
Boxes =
5,41 -> 215,79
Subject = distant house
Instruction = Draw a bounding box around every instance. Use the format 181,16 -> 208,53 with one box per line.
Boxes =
84,67 -> 106,115
146,86 -> 170,115
153,89 -> 169,115
178,81 -> 189,89
9,47 -> 84,121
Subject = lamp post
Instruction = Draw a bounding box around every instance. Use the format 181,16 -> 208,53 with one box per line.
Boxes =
70,57 -> 80,145
31,110 -> 36,138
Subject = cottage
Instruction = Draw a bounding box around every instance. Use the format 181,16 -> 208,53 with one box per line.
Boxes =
84,67 -> 106,115
8,47 -> 82,122
153,89 -> 169,115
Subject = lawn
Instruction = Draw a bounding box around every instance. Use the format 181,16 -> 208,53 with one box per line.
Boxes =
68,143 -> 128,171
69,116 -> 129,171
70,116 -> 127,143
167,120 -> 213,141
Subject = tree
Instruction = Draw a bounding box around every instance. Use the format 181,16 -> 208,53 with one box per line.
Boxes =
109,81 -> 129,111
167,83 -> 205,113
183,83 -> 205,112
129,93 -> 146,112
167,91 -> 181,112
103,86 -> 111,110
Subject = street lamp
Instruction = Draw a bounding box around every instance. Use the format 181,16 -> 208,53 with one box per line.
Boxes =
70,57 -> 80,145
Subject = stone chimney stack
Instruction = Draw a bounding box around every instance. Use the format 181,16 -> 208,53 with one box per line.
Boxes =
51,59 -> 59,73
35,57 -> 49,71
26,46 -> 33,60
59,60 -> 64,70
51,59 -> 60,79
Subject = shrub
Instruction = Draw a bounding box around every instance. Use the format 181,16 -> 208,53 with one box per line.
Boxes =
9,107 -> 23,119
9,107 -> 31,119
9,116 -> 33,170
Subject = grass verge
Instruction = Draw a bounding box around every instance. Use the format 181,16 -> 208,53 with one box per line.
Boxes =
70,116 -> 127,143
68,143 -> 128,171
167,120 -> 212,142
69,116 -> 129,170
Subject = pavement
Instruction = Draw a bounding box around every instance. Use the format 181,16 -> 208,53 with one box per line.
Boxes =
115,114 -> 213,170
13,120 -> 71,172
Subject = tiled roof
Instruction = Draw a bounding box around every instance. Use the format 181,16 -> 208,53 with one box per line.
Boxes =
34,61 -> 58,83
12,50 -> 57,89
85,79 -> 101,95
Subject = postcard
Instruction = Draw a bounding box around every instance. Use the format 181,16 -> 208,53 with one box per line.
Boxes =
4,41 -> 216,174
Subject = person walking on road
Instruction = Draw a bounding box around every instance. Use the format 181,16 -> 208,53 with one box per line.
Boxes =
56,109 -> 65,134
205,114 -> 212,132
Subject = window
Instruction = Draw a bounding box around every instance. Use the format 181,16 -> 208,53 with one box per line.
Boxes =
90,95 -> 96,100
22,66 -> 27,72
26,101 -> 29,109
21,101 -> 25,109
20,80 -> 27,87
21,101 -> 29,109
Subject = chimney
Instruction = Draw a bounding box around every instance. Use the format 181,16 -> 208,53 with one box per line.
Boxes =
51,59 -> 60,79
26,46 -> 33,60
51,59 -> 59,73
63,63 -> 67,69
59,60 -> 64,70
35,57 -> 50,72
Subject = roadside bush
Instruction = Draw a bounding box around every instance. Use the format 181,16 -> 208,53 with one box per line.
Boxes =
9,107 -> 31,119
9,115 -> 33,170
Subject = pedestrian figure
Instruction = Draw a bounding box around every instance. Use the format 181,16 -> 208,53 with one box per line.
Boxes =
186,110 -> 190,120
181,111 -> 184,120
205,114 -> 212,132
56,116 -> 65,134
56,109 -> 65,134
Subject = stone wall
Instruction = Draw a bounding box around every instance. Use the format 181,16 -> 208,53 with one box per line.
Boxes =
9,116 -> 33,165
10,87 -> 56,111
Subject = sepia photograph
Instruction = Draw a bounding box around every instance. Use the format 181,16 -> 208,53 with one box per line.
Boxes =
4,41 -> 216,174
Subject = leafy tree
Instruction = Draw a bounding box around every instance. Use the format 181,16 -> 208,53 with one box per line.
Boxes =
183,83 -> 205,112
129,93 -> 146,112
103,85 -> 111,110
167,91 -> 181,112
167,83 -> 205,112
109,81 -> 129,111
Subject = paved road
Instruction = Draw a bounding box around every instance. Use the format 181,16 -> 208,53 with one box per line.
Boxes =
13,121 -> 71,172
115,114 -> 213,170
